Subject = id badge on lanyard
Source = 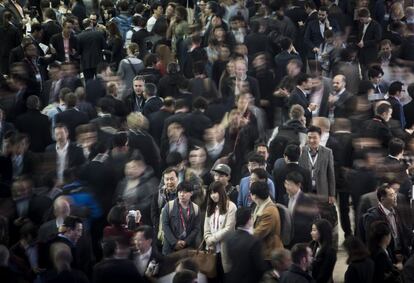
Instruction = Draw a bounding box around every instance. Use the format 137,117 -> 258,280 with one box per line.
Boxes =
308,151 -> 318,188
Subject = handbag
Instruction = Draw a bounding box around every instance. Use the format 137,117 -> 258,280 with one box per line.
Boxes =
188,240 -> 217,278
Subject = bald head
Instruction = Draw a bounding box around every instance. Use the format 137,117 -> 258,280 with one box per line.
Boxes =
333,75 -> 346,93
53,196 -> 71,219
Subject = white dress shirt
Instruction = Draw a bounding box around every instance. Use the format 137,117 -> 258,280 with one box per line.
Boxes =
135,247 -> 152,275
56,142 -> 69,181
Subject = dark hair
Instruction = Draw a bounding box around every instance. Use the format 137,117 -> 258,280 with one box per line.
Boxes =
19,221 -> 37,240
207,181 -> 228,216
285,171 -> 303,185
117,0 -> 129,11
376,183 -> 391,202
64,92 -> 77,108
31,23 -> 43,33
284,144 -> 301,162
97,62 -> 110,74
63,216 -> 83,230
304,0 -> 316,10
368,221 -> 391,255
358,8 -> 370,18
151,2 -> 162,12
308,125 -> 322,136
388,138 -> 405,156
144,53 -> 158,67
101,238 -> 117,258
144,83 -> 157,97
192,96 -> 208,110
176,258 -> 199,273
388,81 -> 404,96
376,103 -> 392,116
113,132 -> 127,147
26,95 -> 40,110
368,66 -> 384,79
296,73 -> 311,86
251,168 -> 268,181
313,219 -> 333,249
250,181 -> 269,200
235,207 -> 252,228
280,37 -> 293,51
107,205 -> 125,227
166,152 -> 184,167
291,243 -> 309,265
248,153 -> 266,165
176,181 -> 193,192
163,97 -> 175,108
343,236 -> 370,264
319,5 -> 329,12
135,225 -> 154,240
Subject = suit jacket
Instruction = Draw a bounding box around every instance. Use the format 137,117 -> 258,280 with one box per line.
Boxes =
42,20 -> 62,45
387,96 -> 404,128
357,19 -> 382,65
253,198 -> 283,260
54,108 -> 89,141
332,90 -> 355,119
50,33 -> 78,63
85,76 -> 106,106
310,242 -> 337,283
204,201 -> 237,273
298,145 -> 336,198
45,142 -> 85,169
224,229 -> 267,283
142,96 -> 163,118
288,86 -> 312,125
404,100 -> 414,128
131,29 -> 151,59
273,162 -> 312,203
15,109 -> 52,152
148,109 -> 172,145
76,28 -> 106,69
283,191 -> 319,247
37,219 -> 59,243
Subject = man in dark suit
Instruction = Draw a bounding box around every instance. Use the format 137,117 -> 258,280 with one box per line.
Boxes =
130,16 -> 150,60
15,95 -> 52,152
357,8 -> 382,69
76,18 -> 106,80
361,102 -> 394,148
363,184 -> 414,261
41,8 -> 62,45
38,196 -> 71,243
54,93 -> 89,141
142,83 -> 163,118
224,207 -> 267,283
244,20 -> 268,60
288,73 -> 317,125
327,74 -> 354,119
274,37 -> 301,85
283,171 -> 319,247
273,144 -> 312,203
185,97 -> 212,141
387,81 -> 406,129
50,18 -> 78,63
45,123 -> 85,182
132,225 -> 164,282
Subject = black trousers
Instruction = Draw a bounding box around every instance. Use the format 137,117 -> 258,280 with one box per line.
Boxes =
338,192 -> 359,238
83,68 -> 96,81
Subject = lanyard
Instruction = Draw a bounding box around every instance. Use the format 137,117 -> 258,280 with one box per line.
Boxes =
308,150 -> 318,171
179,206 -> 190,232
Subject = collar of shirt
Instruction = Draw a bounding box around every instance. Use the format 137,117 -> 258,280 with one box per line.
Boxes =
138,247 -> 152,260
56,141 -> 69,152
379,202 -> 394,216
335,88 -> 346,96
289,189 -> 301,201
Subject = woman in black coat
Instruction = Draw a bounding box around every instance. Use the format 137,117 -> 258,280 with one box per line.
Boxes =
309,219 -> 337,283
368,221 -> 403,283
343,236 -> 374,283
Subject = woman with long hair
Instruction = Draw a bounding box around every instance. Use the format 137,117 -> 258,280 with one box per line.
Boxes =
104,21 -> 125,69
204,181 -> 237,282
309,219 -> 337,283
155,44 -> 173,76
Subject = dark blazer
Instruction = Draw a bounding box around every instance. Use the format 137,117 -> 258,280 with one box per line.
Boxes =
37,219 -> 59,243
357,20 -> 382,65
54,108 -> 89,141
403,253 -> 414,283
332,90 -> 355,119
387,96 -> 404,128
273,163 -> 312,203
245,31 -> 268,58
131,29 -> 151,59
76,28 -> 106,70
85,76 -> 106,106
50,33 -> 78,63
371,249 -> 396,283
186,110 -> 212,141
344,257 -> 375,283
361,116 -> 393,148
93,258 -> 144,283
15,109 -> 52,152
148,108 -> 172,145
274,51 -> 301,85
310,242 -> 337,283
142,96 -> 163,118
404,100 -> 414,128
41,20 -> 62,45
224,229 -> 267,283
9,44 -> 24,67
288,86 -> 312,125
45,142 -> 85,169
283,191 -> 319,247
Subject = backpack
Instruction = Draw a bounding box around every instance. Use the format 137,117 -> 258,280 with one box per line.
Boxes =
268,125 -> 301,167
113,15 -> 131,41
276,203 -> 293,246
157,200 -> 200,244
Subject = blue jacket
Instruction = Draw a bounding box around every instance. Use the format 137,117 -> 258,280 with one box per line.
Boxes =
237,176 -> 276,207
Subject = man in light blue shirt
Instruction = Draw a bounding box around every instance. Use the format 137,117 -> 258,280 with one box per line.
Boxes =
238,167 -> 276,207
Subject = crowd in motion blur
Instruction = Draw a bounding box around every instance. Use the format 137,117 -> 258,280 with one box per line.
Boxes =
3,0 -> 414,282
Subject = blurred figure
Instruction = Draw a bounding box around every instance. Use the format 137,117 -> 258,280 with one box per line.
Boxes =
261,249 -> 292,283
280,243 -> 314,283
343,236 -> 374,283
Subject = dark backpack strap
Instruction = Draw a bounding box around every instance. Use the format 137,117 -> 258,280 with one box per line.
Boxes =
126,58 -> 138,75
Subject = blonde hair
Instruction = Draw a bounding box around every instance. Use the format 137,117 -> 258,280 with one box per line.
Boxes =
127,112 -> 149,130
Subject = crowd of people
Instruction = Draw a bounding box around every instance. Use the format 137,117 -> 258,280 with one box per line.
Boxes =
2,0 -> 414,282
